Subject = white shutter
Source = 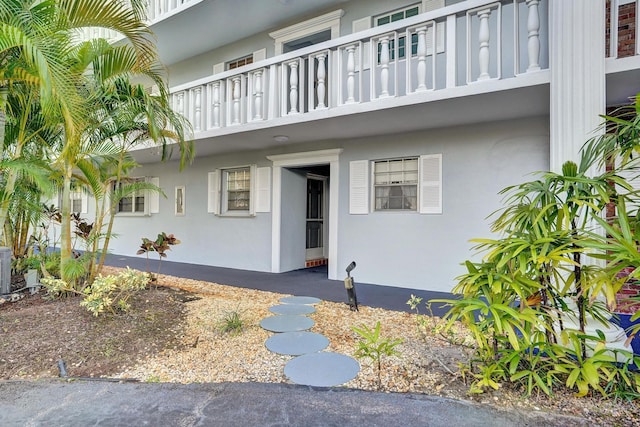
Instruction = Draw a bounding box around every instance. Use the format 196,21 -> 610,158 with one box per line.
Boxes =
81,192 -> 88,214
253,48 -> 267,62
419,154 -> 442,214
213,62 -> 225,74
255,166 -> 271,213
349,160 -> 369,214
207,170 -> 220,214
149,177 -> 160,214
352,16 -> 371,33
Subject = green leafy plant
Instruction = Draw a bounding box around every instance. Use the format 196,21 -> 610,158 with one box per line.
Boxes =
219,309 -> 244,335
80,268 -> 150,316
41,277 -> 81,298
136,232 -> 181,283
352,321 -> 403,390
429,99 -> 640,398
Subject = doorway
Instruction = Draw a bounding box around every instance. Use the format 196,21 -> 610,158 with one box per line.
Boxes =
267,148 -> 342,280
306,174 -> 327,262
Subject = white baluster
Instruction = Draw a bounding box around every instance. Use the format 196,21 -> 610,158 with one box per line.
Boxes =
212,81 -> 221,128
176,92 -> 184,117
379,36 -> 390,97
526,0 -> 541,72
232,76 -> 241,124
346,45 -> 356,103
193,87 -> 201,131
289,61 -> 299,114
316,53 -> 327,109
416,27 -> 428,91
478,9 -> 491,81
253,70 -> 263,120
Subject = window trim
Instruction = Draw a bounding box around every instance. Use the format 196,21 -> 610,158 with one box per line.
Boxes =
208,165 -> 257,217
114,176 -> 159,217
175,185 -> 185,216
373,157 -> 419,212
269,9 -> 344,55
348,154 -> 442,215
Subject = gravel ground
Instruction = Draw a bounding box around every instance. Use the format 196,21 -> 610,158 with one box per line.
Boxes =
113,271 -> 640,427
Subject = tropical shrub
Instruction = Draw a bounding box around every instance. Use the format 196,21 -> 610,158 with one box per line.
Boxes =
352,321 -> 403,390
136,232 -> 181,281
80,268 -> 150,316
432,103 -> 640,398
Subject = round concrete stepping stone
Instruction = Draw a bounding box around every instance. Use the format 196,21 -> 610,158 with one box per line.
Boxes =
260,315 -> 314,333
279,296 -> 321,305
284,352 -> 360,387
269,304 -> 316,315
265,331 -> 329,355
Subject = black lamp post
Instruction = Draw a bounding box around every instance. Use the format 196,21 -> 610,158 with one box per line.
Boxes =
344,261 -> 358,311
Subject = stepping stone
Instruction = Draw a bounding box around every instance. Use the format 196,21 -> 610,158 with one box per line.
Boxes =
265,331 -> 329,355
269,304 -> 316,315
260,315 -> 314,333
279,296 -> 321,305
284,352 -> 360,387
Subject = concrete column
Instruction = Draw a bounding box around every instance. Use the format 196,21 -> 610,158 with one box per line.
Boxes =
549,0 -> 606,172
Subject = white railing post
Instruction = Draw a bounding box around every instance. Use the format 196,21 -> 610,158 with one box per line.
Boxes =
478,9 -> 491,81
175,91 -> 184,118
416,26 -> 428,91
526,0 -> 541,72
253,69 -> 263,120
193,87 -> 201,131
316,53 -> 327,109
346,45 -> 357,103
232,76 -> 241,124
288,60 -> 299,114
379,36 -> 391,97
211,81 -> 221,128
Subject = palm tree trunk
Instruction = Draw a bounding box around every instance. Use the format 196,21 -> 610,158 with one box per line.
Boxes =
59,169 -> 73,282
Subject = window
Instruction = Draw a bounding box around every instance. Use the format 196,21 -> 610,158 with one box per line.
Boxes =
70,189 -> 84,214
227,55 -> 253,70
208,166 -> 272,216
223,168 -> 251,211
374,158 -> 418,211
114,177 -> 160,215
58,183 -> 87,214
349,154 -> 442,215
175,186 -> 185,216
375,4 -> 420,63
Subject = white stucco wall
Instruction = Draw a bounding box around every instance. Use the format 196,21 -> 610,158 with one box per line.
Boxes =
102,116 -> 548,293
336,116 -> 549,292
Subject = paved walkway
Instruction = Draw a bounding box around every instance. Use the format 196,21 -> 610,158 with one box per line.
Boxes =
105,254 -> 454,316
0,380 -> 589,426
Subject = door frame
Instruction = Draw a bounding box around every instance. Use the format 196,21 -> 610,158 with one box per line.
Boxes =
267,149 -> 342,280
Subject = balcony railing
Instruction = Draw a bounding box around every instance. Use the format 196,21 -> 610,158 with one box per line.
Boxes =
170,0 -> 548,136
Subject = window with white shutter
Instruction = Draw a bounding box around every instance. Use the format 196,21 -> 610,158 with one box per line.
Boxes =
352,153 -> 442,215
208,165 -> 261,216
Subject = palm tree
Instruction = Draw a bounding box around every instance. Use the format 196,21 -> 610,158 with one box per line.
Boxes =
0,0 -> 192,284
77,77 -> 192,282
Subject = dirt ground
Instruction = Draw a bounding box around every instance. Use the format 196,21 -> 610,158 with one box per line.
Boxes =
1,270 -> 639,426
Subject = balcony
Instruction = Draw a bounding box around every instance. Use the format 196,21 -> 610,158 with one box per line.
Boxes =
159,0 -> 551,159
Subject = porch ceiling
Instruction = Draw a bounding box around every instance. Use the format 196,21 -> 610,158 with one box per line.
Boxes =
152,0 -> 351,66
133,84 -> 551,164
